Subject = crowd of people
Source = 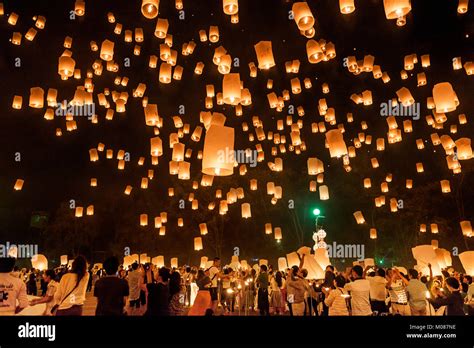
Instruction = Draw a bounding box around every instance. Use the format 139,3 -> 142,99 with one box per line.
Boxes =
1,254 -> 473,316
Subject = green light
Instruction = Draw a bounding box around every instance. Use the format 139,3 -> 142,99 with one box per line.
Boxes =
313,208 -> 321,216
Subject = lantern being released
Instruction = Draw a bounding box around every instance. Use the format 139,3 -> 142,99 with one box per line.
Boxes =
202,125 -> 235,176
31,254 -> 48,271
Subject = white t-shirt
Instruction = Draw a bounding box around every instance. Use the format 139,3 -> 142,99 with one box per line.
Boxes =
368,276 -> 387,301
54,273 -> 90,310
0,273 -> 29,315
344,278 -> 372,316
209,266 -> 219,288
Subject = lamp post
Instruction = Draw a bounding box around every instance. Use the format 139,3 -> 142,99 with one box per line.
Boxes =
312,208 -> 327,250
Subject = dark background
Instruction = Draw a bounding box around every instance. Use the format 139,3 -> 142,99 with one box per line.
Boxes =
0,0 -> 473,269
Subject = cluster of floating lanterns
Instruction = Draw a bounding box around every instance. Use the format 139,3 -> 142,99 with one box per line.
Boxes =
4,0 -> 473,268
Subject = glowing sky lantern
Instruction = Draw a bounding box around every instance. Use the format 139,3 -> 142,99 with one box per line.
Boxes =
100,39 -> 114,61
254,41 -> 276,70
339,0 -> 355,14
223,0 -> 238,15
194,237 -> 203,251
141,0 -> 159,19
222,73 -> 241,105
432,82 -> 459,113
202,125 -> 235,176
459,251 -> 474,275
306,40 -> 323,64
292,2 -> 315,31
31,254 -> 48,271
325,129 -> 348,158
155,18 -> 169,39
383,0 -> 412,20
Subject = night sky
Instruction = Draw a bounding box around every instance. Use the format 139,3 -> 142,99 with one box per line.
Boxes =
0,0 -> 473,268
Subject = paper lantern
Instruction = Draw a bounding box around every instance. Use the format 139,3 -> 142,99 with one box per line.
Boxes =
383,0 -> 411,19
363,178 -> 371,189
292,2 -> 315,30
223,0 -> 238,15
173,65 -> 183,80
59,255 -> 68,265
241,203 -> 251,218
222,73 -> 241,105
433,82 -> 459,113
29,87 -> 44,108
141,0 -> 159,18
12,95 -> 23,109
178,161 -> 191,180
459,251 -> 474,275
416,162 -> 424,173
254,41 -> 275,70
340,0 -> 355,13
197,223 -> 208,236
209,26 -> 219,43
171,258 -> 178,268
89,148 -> 99,162
155,18 -> 169,38
396,87 -> 414,106
73,206 -> 83,218
278,257 -> 288,272
202,125 -> 235,176
458,0 -> 469,13
34,15 -> 46,29
13,179 -> 24,191
150,136 -> 163,156
370,228 -> 377,239
460,220 -> 472,237
140,214 -> 148,226
25,28 -> 37,41
326,129 -> 348,158
152,256 -> 164,268
31,255 -> 48,271
274,227 -> 282,240
159,63 -> 172,83
144,105 -> 159,127
286,252 -> 300,267
86,205 -> 94,216
194,237 -> 203,251
430,223 -> 438,234
100,40 -> 114,61
455,138 -> 472,160
440,180 -> 451,193
353,211 -> 366,224
75,0 -> 85,16
8,12 -> 19,25
307,40 -> 323,64
307,158 -> 324,175
319,185 -> 329,200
